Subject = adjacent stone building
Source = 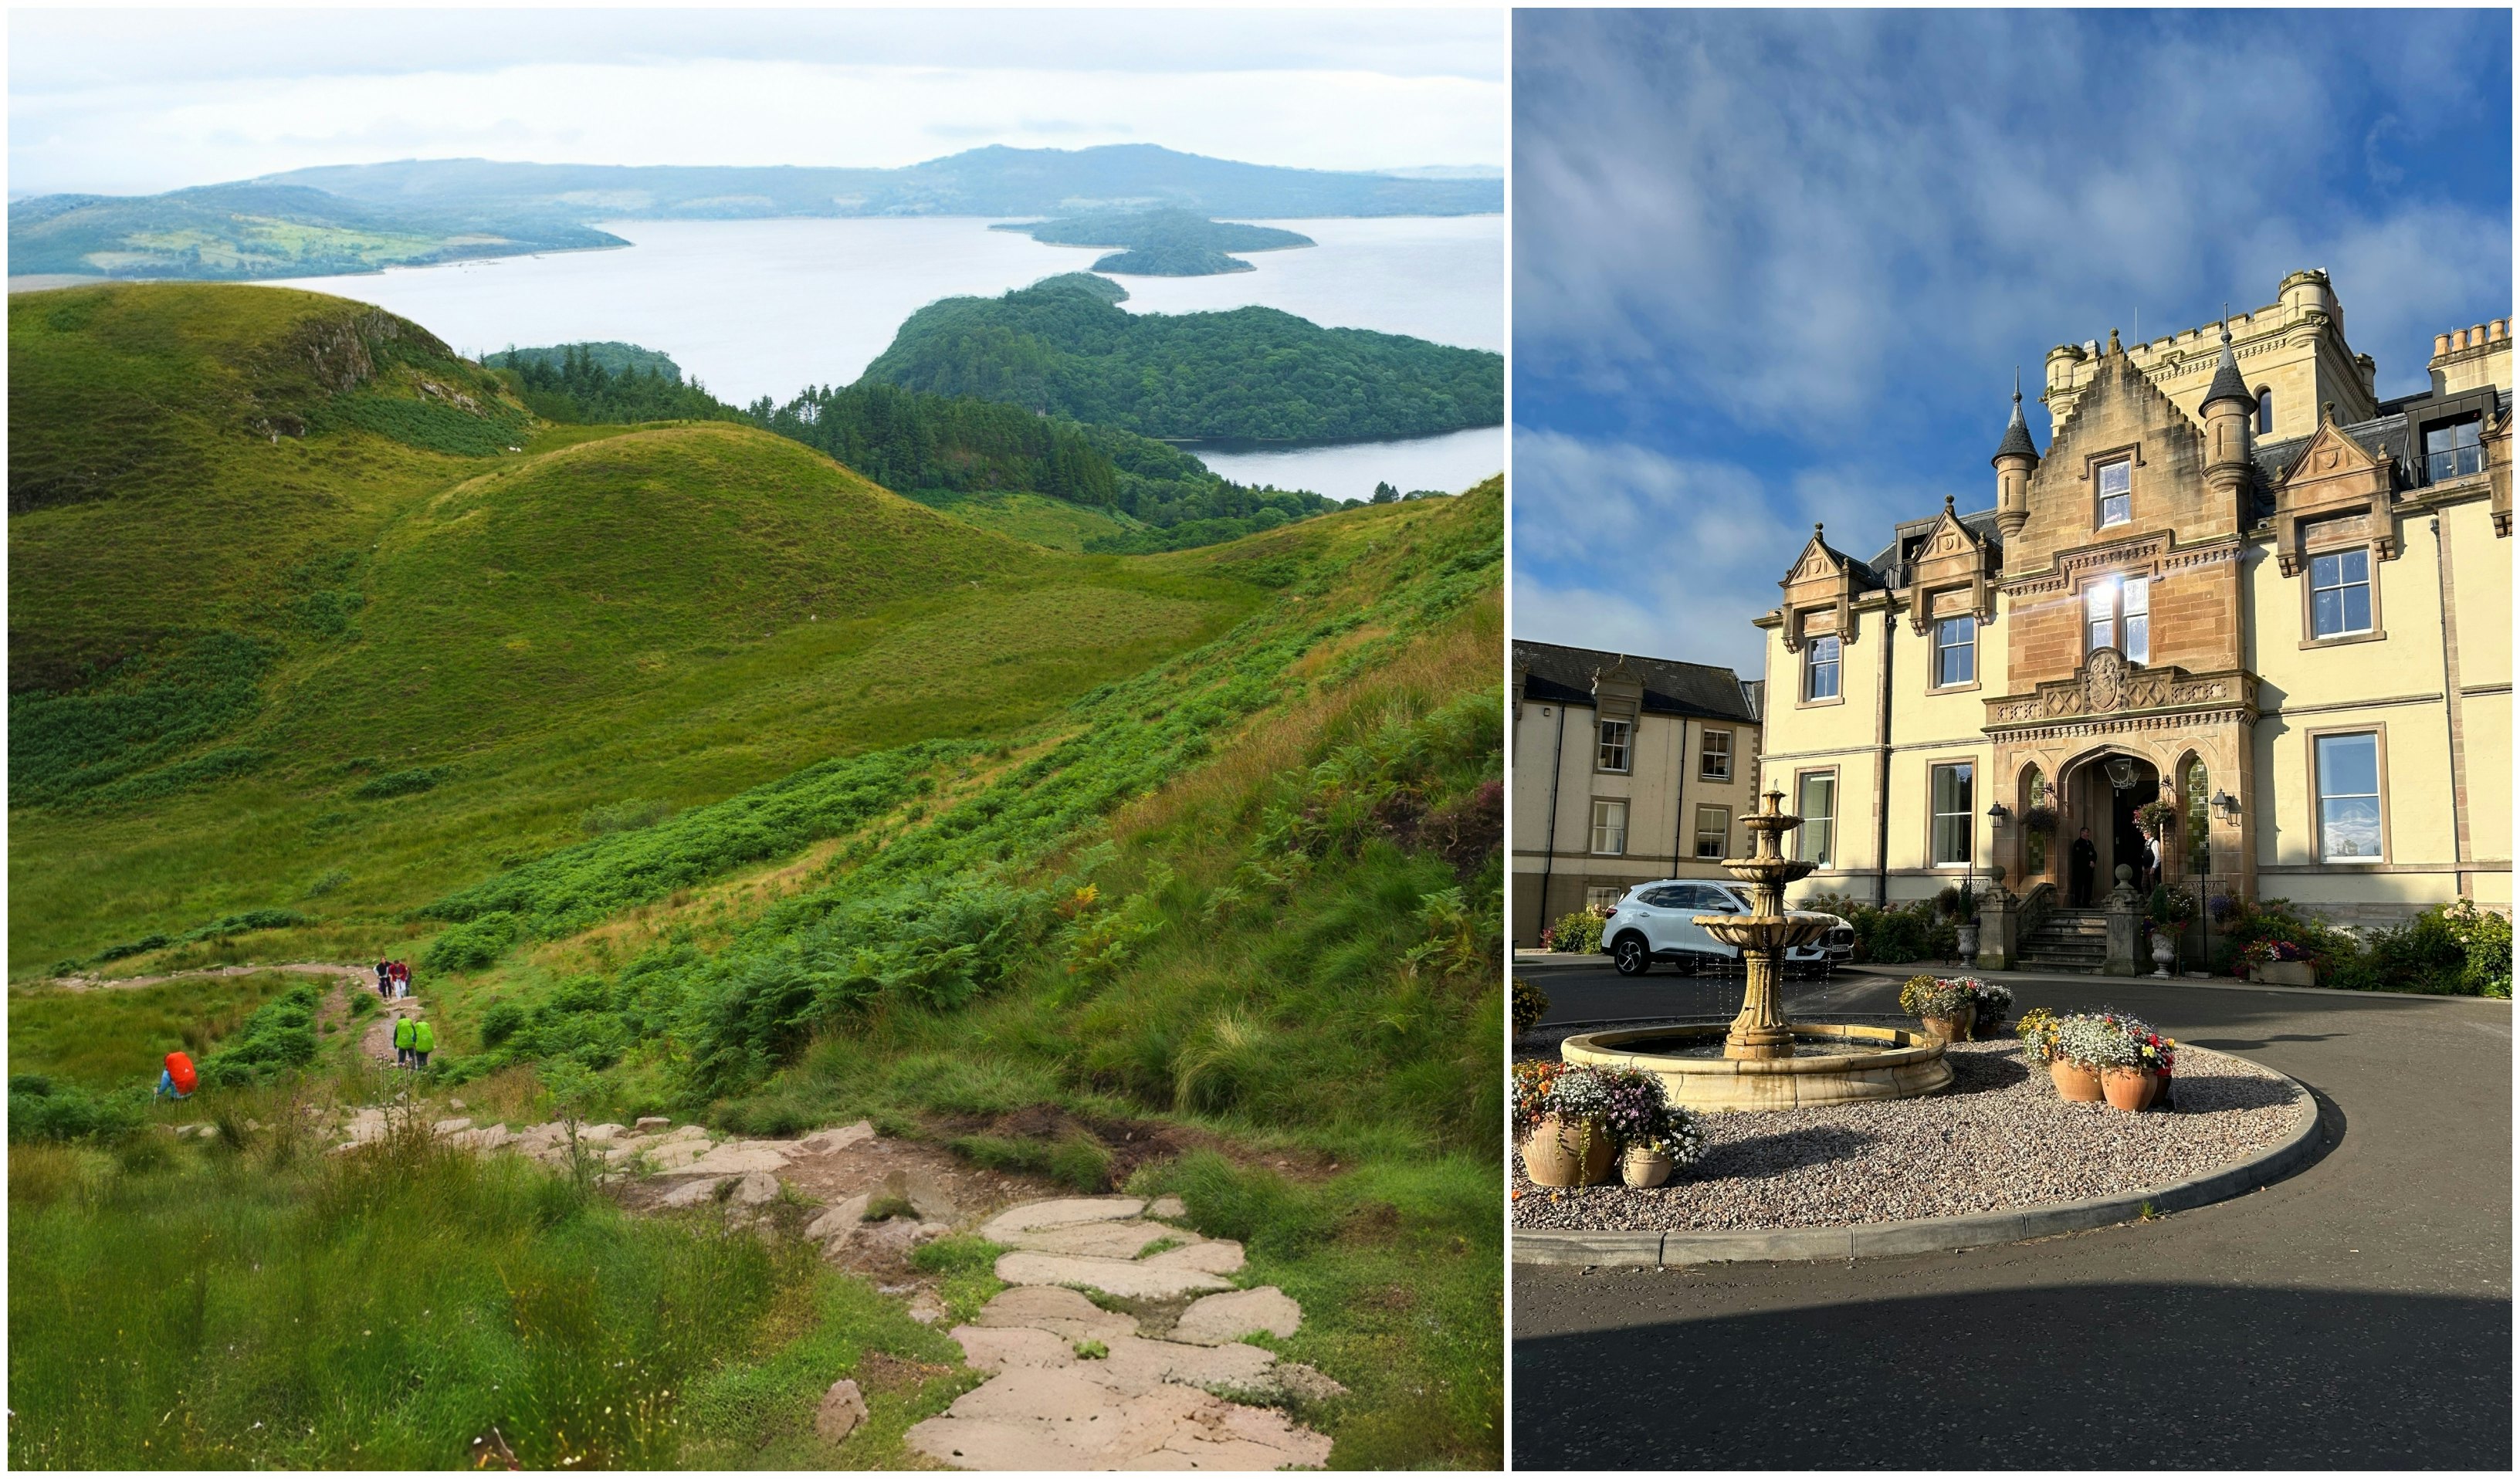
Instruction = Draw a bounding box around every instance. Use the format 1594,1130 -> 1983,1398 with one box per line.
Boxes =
1511,640 -> 1764,946
1753,271 -> 2509,951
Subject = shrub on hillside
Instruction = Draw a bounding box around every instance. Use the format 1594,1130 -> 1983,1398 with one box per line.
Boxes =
195,984 -> 320,1088
354,766 -> 451,800
423,912 -> 523,973
7,1075 -> 147,1143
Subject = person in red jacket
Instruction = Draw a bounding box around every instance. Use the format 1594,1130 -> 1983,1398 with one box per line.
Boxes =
158,1050 -> 197,1099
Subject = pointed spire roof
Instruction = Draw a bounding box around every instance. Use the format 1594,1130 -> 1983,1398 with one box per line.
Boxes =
1991,368 -> 2038,464
2202,307 -> 2256,410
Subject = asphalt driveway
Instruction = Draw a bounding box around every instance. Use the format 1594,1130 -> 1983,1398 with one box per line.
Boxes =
1512,965 -> 2513,1470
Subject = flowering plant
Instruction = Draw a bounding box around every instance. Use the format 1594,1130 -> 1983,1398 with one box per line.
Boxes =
1512,977 -> 1550,1036
2149,885 -> 2197,927
2020,805 -> 2059,836
1594,1067 -> 1668,1148
2132,1029 -> 2177,1075
1628,1105 -> 1706,1168
2240,938 -> 2310,968
1898,974 -> 1973,1019
2207,893 -> 2240,925
1959,978 -> 2014,1034
2016,1007 -> 2061,1064
2051,1010 -> 2155,1071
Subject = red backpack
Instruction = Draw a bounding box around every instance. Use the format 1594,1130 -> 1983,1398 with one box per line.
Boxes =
164,1051 -> 198,1095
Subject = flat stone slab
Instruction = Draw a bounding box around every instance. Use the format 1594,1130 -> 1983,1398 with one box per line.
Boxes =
797,1120 -> 876,1155
974,1286 -> 1138,1343
996,1251 -> 1231,1300
1144,1239 -> 1245,1276
977,1196 -> 1145,1242
907,1369 -> 1329,1471
673,1139 -> 793,1176
657,1176 -> 733,1209
1004,1220 -> 1175,1259
1173,1286 -> 1302,1345
806,1193 -> 870,1243
1147,1195 -> 1187,1219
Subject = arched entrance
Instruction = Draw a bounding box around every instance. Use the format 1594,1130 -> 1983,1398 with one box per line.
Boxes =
2058,749 -> 2162,904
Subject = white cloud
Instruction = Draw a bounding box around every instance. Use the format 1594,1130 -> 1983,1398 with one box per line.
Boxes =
8,12 -> 1506,195
1512,10 -> 2510,438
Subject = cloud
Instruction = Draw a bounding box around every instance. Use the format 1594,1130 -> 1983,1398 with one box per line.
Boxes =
1512,9 -> 2509,438
1512,8 -> 2510,661
8,23 -> 1507,195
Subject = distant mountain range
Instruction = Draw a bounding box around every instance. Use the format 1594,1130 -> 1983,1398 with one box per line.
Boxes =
9,145 -> 1499,282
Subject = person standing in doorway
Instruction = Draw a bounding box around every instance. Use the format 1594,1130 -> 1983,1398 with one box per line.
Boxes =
2069,826 -> 2098,907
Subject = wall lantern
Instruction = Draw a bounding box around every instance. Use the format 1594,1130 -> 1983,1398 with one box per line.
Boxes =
2210,788 -> 2241,824
1986,801 -> 2010,827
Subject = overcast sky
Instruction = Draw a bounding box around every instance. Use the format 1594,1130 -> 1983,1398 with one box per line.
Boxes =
8,7 -> 1505,197
1512,8 -> 2514,676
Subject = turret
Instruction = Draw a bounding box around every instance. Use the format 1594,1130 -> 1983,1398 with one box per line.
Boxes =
1991,370 -> 2038,540
2200,311 -> 2257,517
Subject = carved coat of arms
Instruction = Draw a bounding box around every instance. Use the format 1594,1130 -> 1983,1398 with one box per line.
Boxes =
2086,648 -> 2127,713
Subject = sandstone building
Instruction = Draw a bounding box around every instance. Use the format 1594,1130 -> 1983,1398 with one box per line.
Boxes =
1753,270 -> 2509,961
1511,641 -> 1763,947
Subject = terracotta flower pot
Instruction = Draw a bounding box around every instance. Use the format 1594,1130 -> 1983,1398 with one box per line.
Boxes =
1521,1115 -> 1614,1186
1921,1003 -> 1976,1043
2050,1059 -> 2104,1102
1620,1148 -> 1673,1189
2150,1070 -> 2173,1112
2101,1067 -> 2152,1112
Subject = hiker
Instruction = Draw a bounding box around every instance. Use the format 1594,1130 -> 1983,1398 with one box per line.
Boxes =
2069,826 -> 2098,907
409,1017 -> 435,1071
393,960 -> 411,1000
375,959 -> 393,999
392,1014 -> 418,1068
157,1050 -> 197,1100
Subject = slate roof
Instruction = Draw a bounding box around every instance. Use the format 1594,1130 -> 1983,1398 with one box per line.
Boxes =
2201,327 -> 2256,410
2248,388 -> 2507,523
1993,390 -> 2039,464
1513,639 -> 1760,722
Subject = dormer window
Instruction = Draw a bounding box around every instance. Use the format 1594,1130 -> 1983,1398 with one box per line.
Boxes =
1596,718 -> 1632,773
2310,549 -> 2373,638
2097,458 -> 2132,527
2424,416 -> 2483,483
2255,390 -> 2274,436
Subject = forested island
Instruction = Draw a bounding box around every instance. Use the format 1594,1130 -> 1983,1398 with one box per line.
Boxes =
993,208 -> 1313,277
861,274 -> 1504,440
11,145 -> 1494,283
473,342 -> 1339,551
5,184 -> 618,282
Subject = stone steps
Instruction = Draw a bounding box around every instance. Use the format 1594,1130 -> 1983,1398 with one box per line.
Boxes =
908,1195 -> 1336,1471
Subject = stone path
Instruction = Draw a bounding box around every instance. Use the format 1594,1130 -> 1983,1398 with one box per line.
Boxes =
327,1112 -> 1340,1466
908,1196 -> 1336,1470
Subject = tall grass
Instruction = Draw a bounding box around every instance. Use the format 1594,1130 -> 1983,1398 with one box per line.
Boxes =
7,1121 -> 967,1470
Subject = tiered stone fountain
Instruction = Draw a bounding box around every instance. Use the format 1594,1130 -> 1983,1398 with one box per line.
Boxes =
1560,788 -> 1953,1111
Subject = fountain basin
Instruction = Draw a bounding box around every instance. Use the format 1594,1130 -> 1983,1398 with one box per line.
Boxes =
1562,1022 -> 1953,1112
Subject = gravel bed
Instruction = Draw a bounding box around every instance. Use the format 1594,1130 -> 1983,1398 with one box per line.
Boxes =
1512,1040 -> 2304,1233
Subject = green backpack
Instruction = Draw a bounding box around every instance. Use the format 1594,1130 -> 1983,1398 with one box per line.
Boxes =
393,1017 -> 415,1050
411,1020 -> 435,1054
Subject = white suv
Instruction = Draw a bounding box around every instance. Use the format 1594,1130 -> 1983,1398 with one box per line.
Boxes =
1600,880 -> 1854,978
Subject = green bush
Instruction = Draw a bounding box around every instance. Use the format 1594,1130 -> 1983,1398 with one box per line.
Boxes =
6,1078 -> 147,1143
1547,911 -> 1604,953
422,912 -> 523,973
195,984 -> 320,1087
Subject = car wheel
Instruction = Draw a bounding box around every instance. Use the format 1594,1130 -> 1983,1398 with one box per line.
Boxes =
1611,935 -> 1651,976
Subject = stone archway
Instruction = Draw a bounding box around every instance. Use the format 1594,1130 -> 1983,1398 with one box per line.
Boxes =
2058,748 -> 2163,905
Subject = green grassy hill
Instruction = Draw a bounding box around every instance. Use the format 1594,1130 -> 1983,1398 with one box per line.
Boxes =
8,284 -> 1263,971
8,279 -> 1502,1468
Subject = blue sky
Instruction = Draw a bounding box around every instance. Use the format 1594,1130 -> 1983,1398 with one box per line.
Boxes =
8,8 -> 1502,196
1512,8 -> 2513,675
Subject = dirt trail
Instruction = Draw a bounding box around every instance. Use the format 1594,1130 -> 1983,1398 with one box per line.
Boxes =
47,961 -> 368,993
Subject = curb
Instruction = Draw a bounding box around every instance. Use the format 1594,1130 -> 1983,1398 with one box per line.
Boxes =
1837,966 -> 2510,1005
1512,1053 -> 2326,1268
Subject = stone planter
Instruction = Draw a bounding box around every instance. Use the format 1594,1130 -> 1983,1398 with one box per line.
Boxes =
2100,1066 -> 2154,1112
1919,1003 -> 1976,1044
2150,932 -> 2178,978
1619,1148 -> 1673,1189
2249,960 -> 2318,987
2049,1059 -> 2104,1102
1520,1115 -> 1614,1187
